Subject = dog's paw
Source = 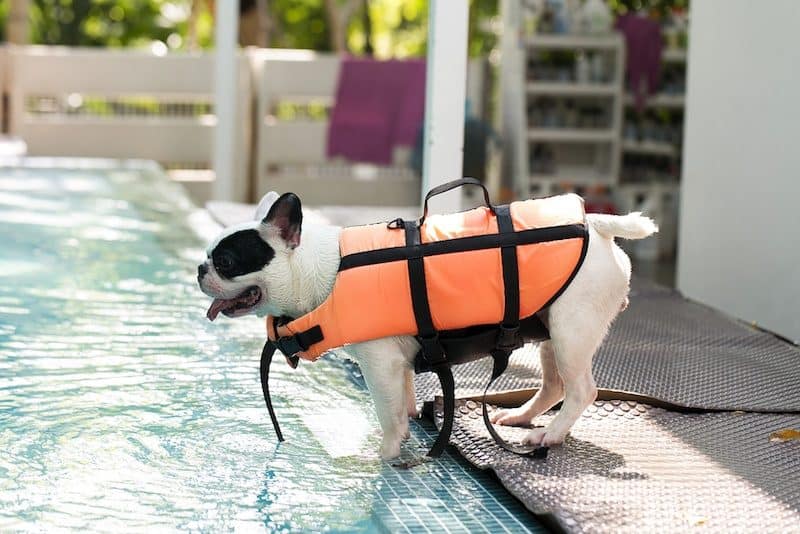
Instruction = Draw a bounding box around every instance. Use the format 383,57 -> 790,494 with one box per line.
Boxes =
380,436 -> 402,460
399,417 -> 410,440
522,427 -> 567,448
489,407 -> 533,427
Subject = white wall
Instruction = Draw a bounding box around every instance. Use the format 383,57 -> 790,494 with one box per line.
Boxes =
678,0 -> 800,342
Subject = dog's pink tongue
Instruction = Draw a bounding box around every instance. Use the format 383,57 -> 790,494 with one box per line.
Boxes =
206,299 -> 229,321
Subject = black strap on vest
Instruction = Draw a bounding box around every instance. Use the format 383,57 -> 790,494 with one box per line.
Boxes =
495,205 -> 521,351
403,219 -> 454,457
272,325 -> 324,360
409,202 -> 529,458
404,222 -> 446,368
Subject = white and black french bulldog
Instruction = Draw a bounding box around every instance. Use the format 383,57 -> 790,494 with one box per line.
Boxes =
198,191 -> 657,459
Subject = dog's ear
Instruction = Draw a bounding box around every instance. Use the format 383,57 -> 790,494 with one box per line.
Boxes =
262,192 -> 302,249
254,191 -> 280,222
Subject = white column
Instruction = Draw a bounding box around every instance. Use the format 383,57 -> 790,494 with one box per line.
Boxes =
212,0 -> 240,201
677,0 -> 800,342
421,0 -> 469,212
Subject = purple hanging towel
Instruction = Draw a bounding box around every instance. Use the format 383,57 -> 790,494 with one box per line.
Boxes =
326,57 -> 426,165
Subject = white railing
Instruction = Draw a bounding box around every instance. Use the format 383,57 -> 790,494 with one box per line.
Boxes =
5,45 -> 251,202
1,45 -> 488,206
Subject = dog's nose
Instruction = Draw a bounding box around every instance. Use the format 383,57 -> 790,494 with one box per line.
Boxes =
197,263 -> 208,279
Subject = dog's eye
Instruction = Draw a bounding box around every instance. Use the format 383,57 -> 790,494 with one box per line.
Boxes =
216,255 -> 233,270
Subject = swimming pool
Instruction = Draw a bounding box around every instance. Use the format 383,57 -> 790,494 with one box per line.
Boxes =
0,160 -> 543,532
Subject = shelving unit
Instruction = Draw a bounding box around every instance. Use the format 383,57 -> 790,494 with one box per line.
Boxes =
512,33 -> 626,197
623,93 -> 685,109
528,128 -> 617,143
498,1 -> 689,261
621,139 -> 677,157
525,33 -> 624,50
526,82 -> 617,97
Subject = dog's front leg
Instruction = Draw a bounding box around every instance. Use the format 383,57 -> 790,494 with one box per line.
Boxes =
350,337 -> 416,460
405,368 -> 418,418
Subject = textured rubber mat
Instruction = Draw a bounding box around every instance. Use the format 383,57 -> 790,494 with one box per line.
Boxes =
434,399 -> 800,533
416,278 -> 800,412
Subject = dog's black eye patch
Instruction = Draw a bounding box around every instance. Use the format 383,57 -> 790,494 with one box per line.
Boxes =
212,229 -> 275,279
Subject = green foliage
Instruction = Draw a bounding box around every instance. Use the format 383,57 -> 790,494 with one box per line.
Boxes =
0,0 -> 203,48
351,0 -> 428,58
346,0 -> 497,58
269,0 -> 330,51
3,0 -> 500,57
28,0 -> 182,47
607,0 -> 688,16
469,0 -> 498,58
1,0 -> 692,54
0,1 -> 8,41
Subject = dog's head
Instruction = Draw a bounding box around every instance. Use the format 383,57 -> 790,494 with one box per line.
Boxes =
198,191 -> 302,321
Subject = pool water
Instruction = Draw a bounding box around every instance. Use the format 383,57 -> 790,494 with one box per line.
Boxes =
0,161 -> 542,532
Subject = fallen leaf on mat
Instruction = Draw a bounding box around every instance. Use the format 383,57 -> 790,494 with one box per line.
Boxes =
769,428 -> 800,442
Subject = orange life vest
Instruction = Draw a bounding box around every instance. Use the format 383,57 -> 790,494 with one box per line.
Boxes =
268,192 -> 588,361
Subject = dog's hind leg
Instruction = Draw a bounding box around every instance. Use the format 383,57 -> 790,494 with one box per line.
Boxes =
522,227 -> 628,447
489,340 -> 563,427
522,306 -> 605,447
522,355 -> 596,448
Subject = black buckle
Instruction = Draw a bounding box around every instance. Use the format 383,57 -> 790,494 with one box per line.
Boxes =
418,333 -> 446,366
496,323 -> 521,351
275,335 -> 304,359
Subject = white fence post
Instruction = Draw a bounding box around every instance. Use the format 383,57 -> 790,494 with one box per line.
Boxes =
421,0 -> 469,212
213,0 -> 240,201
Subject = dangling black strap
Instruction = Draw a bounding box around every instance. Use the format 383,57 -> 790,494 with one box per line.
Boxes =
260,338 -> 284,442
495,205 -> 521,350
481,350 -> 548,458
427,365 -> 456,457
259,315 -> 307,443
404,222 -> 446,367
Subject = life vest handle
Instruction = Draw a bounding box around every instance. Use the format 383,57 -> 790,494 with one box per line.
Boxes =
420,177 -> 495,227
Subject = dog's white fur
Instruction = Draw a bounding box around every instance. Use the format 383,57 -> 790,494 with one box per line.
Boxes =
202,193 -> 657,459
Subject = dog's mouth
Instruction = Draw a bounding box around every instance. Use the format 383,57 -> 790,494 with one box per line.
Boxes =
206,286 -> 263,321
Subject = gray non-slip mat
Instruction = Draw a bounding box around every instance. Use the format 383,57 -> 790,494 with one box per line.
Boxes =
434,399 -> 800,533
416,278 -> 800,412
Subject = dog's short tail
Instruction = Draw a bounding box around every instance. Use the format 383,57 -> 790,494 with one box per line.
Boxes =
587,212 -> 658,240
